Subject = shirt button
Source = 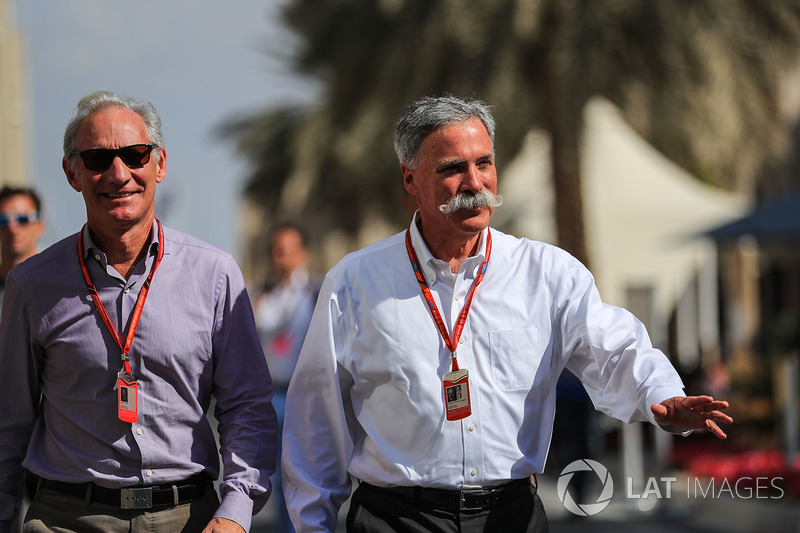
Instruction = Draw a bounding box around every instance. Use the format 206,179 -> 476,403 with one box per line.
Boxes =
471,469 -> 478,477
469,424 -> 476,432
146,469 -> 153,477
136,428 -> 143,435
455,294 -> 461,301
94,254 -> 101,262
459,338 -> 465,345
429,277 -> 435,284
124,288 -> 130,294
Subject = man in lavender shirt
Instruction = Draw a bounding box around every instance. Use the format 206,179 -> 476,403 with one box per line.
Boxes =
0,91 -> 277,533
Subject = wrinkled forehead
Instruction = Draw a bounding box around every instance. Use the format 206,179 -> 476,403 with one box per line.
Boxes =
76,107 -> 150,147
418,118 -> 494,161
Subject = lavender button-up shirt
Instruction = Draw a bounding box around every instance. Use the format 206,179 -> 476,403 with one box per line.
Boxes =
0,221 -> 277,532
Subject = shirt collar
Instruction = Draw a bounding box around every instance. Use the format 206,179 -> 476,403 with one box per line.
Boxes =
80,220 -> 162,263
407,210 -> 488,286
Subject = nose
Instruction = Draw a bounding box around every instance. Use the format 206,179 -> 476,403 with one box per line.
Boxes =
461,163 -> 483,192
105,155 -> 132,182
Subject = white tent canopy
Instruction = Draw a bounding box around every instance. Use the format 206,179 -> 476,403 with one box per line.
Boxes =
499,98 -> 747,355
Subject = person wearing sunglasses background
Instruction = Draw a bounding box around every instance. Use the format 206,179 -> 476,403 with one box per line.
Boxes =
0,91 -> 277,533
0,186 -> 44,324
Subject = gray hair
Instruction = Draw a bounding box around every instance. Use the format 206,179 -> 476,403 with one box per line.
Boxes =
63,90 -> 165,172
394,94 -> 496,169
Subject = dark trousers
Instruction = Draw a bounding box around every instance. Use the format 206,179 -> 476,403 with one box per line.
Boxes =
346,480 -> 549,533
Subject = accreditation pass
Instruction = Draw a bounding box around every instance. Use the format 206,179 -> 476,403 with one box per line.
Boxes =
442,368 -> 471,421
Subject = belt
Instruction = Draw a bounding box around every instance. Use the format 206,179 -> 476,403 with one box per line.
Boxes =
360,478 -> 533,511
33,473 -> 212,510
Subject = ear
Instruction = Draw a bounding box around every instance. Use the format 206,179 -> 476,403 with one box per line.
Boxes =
155,147 -> 167,184
401,163 -> 417,196
63,157 -> 82,192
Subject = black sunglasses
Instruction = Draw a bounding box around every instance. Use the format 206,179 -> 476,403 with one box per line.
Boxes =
0,211 -> 40,229
73,144 -> 156,172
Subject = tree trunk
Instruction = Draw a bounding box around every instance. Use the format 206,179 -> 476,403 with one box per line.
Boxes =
540,0 -> 591,269
548,109 -> 590,268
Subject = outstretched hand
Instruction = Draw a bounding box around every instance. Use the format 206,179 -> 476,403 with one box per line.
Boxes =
651,395 -> 732,439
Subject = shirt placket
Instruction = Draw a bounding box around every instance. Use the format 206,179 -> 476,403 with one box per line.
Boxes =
453,263 -> 485,487
118,276 -> 140,338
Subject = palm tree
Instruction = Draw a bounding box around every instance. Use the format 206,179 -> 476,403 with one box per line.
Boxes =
227,0 -> 800,272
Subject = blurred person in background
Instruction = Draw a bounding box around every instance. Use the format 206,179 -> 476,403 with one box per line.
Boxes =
0,186 -> 45,323
0,91 -> 277,533
252,223 -> 320,533
281,94 -> 733,532
0,187 -> 45,533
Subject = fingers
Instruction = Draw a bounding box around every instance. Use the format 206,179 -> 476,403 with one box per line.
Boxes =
708,410 -> 734,424
650,402 -> 667,417
706,419 -> 727,440
701,400 -> 730,412
680,395 -> 714,407
681,395 -> 729,410
677,396 -> 731,418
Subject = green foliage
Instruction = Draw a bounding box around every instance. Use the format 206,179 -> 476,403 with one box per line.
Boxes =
228,0 -> 800,257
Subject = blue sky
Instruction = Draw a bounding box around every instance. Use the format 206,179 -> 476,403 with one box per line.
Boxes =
15,0 -> 317,258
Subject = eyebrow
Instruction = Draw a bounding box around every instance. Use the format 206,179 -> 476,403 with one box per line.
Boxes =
434,153 -> 494,173
434,159 -> 467,173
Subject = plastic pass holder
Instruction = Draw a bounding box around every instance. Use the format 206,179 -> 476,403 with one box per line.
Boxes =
117,370 -> 139,423
442,368 -> 471,421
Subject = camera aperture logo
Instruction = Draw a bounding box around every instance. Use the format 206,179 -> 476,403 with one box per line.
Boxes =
557,459 -> 614,516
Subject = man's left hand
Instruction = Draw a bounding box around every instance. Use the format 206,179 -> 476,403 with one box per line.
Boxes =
201,517 -> 245,533
651,395 -> 733,439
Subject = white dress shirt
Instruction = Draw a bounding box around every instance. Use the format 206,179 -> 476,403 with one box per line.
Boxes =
282,214 -> 685,531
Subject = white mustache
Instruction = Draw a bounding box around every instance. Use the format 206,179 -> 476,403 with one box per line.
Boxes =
439,190 -> 504,214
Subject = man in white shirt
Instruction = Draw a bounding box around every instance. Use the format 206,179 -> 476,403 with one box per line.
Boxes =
282,94 -> 732,532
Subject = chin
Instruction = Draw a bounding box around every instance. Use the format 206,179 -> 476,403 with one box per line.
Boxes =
458,208 -> 491,225
455,219 -> 490,237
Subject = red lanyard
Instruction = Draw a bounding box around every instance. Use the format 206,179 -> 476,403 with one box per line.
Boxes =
77,220 -> 165,374
405,227 -> 492,371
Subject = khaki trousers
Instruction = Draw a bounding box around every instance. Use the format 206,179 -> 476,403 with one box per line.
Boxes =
23,484 -> 219,533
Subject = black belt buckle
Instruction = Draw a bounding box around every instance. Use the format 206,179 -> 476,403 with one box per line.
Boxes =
459,489 -> 494,510
121,487 -> 153,509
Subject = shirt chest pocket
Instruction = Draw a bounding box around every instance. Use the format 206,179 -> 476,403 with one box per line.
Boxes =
489,327 -> 542,391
